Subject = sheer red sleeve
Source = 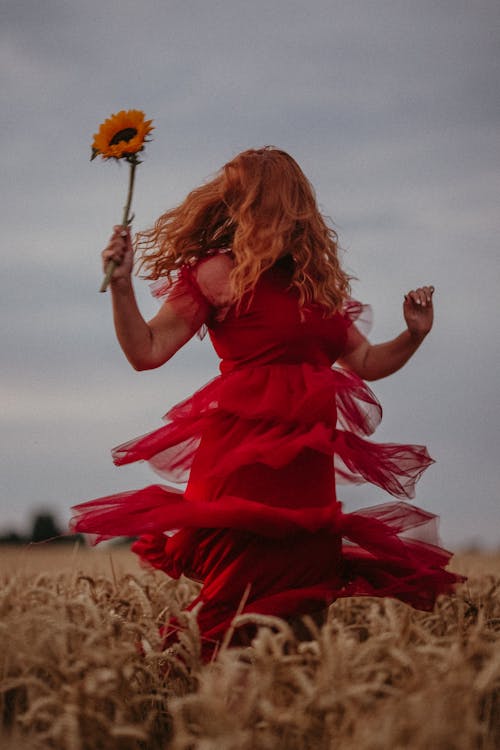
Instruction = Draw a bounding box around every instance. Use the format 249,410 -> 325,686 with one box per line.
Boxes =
342,298 -> 373,336
149,252 -> 233,337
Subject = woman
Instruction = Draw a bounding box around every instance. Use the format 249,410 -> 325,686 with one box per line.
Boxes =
72,147 -> 462,658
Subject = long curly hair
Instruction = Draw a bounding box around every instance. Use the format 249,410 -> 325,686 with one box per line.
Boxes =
136,147 -> 351,313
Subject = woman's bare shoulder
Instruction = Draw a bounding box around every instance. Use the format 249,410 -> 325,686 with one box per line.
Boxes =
194,251 -> 234,308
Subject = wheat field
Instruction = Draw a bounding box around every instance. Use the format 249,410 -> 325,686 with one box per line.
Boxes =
1,543 -> 499,749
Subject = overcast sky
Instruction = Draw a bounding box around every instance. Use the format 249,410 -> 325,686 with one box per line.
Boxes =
1,0 -> 499,548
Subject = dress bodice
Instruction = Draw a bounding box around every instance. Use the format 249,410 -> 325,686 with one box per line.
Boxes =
207,257 -> 348,374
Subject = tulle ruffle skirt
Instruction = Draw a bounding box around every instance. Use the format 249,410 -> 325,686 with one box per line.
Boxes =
72,362 -> 464,657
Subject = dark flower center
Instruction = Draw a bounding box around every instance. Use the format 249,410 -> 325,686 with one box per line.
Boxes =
109,127 -> 138,146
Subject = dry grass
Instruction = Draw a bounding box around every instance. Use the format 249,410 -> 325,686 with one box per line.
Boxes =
1,545 -> 499,749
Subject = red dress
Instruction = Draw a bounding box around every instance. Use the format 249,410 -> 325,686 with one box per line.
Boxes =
72,252 -> 463,656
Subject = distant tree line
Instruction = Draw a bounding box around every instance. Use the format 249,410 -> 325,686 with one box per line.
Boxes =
0,512 -> 133,546
0,512 -> 82,545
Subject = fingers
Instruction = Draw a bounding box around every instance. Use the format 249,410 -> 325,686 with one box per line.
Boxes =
103,226 -> 132,267
112,224 -> 130,240
404,285 -> 435,307
111,225 -> 131,249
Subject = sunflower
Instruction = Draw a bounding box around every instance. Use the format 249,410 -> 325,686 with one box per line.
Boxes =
91,109 -> 154,291
91,109 -> 154,162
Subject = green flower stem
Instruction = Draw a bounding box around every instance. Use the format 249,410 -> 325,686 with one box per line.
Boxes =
99,158 -> 137,293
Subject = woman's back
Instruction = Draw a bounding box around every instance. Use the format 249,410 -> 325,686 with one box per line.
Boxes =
168,252 -> 350,373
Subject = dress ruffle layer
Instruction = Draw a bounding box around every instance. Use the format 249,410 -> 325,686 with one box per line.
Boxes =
72,484 -> 463,632
110,363 -> 433,500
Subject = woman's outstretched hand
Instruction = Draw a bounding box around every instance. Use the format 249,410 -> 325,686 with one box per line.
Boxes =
102,225 -> 134,285
339,284 -> 435,380
403,285 -> 435,340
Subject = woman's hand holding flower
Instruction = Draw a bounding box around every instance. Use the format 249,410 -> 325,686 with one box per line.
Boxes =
102,226 -> 134,285
403,285 -> 435,341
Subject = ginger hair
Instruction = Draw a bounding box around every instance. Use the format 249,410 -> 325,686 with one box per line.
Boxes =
136,147 -> 351,313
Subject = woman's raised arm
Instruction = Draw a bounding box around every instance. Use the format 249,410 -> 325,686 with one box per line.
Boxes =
338,286 -> 434,381
104,227 -> 207,370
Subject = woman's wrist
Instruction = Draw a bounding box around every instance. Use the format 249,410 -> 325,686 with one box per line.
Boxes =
110,276 -> 134,295
406,327 -> 427,346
